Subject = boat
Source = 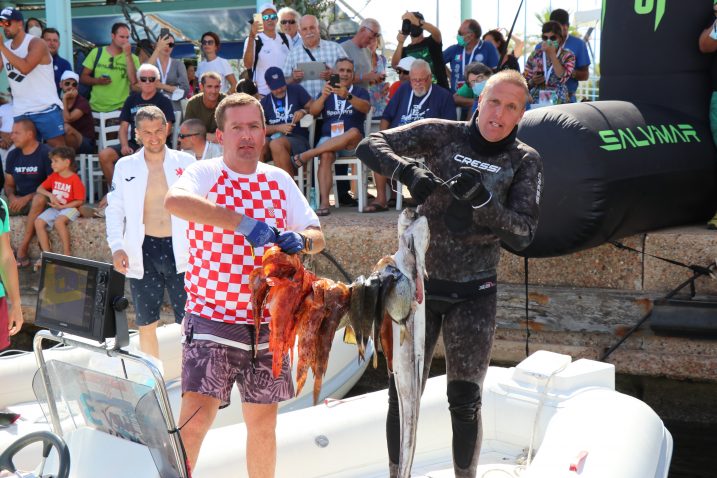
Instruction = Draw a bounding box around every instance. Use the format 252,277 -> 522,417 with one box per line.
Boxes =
0,324 -> 373,472
2,347 -> 671,478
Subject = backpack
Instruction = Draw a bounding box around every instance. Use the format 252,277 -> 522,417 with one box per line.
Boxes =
251,32 -> 290,81
79,46 -> 103,101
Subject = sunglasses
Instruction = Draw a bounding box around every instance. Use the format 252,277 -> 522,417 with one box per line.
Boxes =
263,13 -> 278,21
63,80 -> 78,87
281,19 -> 296,25
167,42 -> 175,48
396,69 -> 408,75
201,39 -> 215,45
178,132 -> 199,139
139,76 -> 157,83
542,35 -> 559,41
364,26 -> 380,39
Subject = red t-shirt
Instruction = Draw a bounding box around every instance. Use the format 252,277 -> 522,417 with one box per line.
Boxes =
40,172 -> 86,205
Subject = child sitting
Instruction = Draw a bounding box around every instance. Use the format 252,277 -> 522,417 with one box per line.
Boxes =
34,147 -> 86,268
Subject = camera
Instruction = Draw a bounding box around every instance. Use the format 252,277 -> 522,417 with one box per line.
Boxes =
401,19 -> 411,36
159,27 -> 170,39
329,74 -> 340,88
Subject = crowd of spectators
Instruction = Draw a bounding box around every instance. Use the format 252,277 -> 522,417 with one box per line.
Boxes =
0,3 -> 594,262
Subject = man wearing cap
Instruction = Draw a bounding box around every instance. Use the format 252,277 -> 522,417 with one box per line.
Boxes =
0,7 -> 65,148
547,8 -> 590,102
340,18 -> 383,90
260,66 -> 312,174
283,14 -> 347,99
60,71 -> 96,154
244,3 -> 292,97
392,11 -> 449,90
389,56 -> 415,99
41,27 -> 72,96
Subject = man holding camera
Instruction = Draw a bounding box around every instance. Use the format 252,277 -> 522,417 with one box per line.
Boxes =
391,11 -> 449,90
289,57 -> 370,216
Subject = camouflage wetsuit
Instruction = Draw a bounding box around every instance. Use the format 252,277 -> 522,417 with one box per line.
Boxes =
356,110 -> 543,478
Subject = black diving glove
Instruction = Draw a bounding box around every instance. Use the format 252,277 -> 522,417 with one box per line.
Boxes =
399,163 -> 442,205
449,166 -> 492,208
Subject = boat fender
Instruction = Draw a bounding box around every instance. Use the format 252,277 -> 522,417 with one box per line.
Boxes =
446,380 -> 481,469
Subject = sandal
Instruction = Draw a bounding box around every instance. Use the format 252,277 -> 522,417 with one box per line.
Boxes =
363,202 -> 389,213
290,154 -> 306,169
16,255 -> 30,268
315,207 -> 331,217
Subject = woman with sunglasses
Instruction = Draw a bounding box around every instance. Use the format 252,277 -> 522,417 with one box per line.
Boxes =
523,21 -> 575,106
197,31 -> 238,94
148,32 -> 190,111
243,3 -> 291,96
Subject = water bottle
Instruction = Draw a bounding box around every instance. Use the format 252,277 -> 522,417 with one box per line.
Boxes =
309,187 -> 318,210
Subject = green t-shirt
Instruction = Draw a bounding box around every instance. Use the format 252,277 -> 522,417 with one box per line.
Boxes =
82,47 -> 140,112
456,83 -> 475,99
0,198 -> 9,298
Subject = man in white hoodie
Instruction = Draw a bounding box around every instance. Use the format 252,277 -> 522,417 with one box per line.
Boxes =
105,105 -> 195,358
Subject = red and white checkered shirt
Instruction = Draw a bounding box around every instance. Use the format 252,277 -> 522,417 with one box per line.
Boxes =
174,159 -> 319,324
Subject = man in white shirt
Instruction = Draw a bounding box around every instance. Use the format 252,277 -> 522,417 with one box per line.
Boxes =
178,118 -> 222,160
106,105 -> 195,358
243,3 -> 291,96
283,15 -> 347,99
278,7 -> 302,48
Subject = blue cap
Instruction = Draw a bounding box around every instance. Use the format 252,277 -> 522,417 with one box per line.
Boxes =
265,67 -> 286,91
0,7 -> 23,22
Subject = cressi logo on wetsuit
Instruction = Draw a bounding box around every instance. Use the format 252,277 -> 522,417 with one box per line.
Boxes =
453,153 -> 502,173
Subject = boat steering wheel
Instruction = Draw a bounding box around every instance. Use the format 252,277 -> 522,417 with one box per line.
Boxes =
0,431 -> 70,478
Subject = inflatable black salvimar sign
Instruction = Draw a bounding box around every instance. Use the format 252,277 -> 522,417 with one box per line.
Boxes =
510,0 -> 717,258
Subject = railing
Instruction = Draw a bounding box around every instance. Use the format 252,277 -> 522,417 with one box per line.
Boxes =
575,75 -> 601,102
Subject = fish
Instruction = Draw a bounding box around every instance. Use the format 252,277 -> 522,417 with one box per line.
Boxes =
312,280 -> 351,404
375,208 -> 430,478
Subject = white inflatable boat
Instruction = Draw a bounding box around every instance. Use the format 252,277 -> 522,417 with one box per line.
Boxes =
3,346 -> 671,478
0,324 -> 372,472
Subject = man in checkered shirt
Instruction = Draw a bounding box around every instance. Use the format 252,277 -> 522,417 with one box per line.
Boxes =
282,14 -> 347,99
165,93 -> 325,474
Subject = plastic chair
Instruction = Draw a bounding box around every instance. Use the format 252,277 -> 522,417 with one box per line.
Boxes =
293,115 -> 315,198
87,110 -> 121,202
312,108 -> 373,212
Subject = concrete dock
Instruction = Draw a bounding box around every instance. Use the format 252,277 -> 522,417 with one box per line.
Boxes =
11,208 -> 717,383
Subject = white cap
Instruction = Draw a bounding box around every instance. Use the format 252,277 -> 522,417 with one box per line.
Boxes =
60,70 -> 80,83
258,3 -> 277,13
396,56 -> 416,72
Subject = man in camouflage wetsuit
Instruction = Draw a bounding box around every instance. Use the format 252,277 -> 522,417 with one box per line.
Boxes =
356,69 -> 543,478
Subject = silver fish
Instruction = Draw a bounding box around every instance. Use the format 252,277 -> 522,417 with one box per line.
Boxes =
382,208 -> 430,478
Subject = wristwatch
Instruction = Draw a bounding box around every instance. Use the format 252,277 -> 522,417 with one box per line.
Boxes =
299,232 -> 313,253
346,93 -> 353,101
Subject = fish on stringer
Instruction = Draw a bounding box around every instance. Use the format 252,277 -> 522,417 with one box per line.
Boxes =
373,208 -> 430,478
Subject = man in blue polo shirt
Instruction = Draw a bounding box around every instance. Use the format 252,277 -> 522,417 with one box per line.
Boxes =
548,9 -> 590,102
443,19 -> 499,93
365,59 -> 455,212
260,66 -> 313,174
41,28 -> 72,95
289,57 -> 370,216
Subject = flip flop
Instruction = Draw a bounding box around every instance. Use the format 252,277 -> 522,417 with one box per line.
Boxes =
363,203 -> 389,213
16,256 -> 30,268
316,207 -> 331,217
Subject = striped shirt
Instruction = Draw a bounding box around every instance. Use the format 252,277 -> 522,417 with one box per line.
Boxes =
283,39 -> 347,98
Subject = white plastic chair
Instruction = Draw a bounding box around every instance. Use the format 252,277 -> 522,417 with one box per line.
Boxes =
87,110 -> 121,202
293,115 -> 315,198
171,109 -> 182,149
313,108 -> 373,212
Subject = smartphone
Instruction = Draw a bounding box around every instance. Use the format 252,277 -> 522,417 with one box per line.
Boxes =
329,74 -> 340,87
401,19 -> 412,35
253,13 -> 264,33
159,27 -> 170,39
